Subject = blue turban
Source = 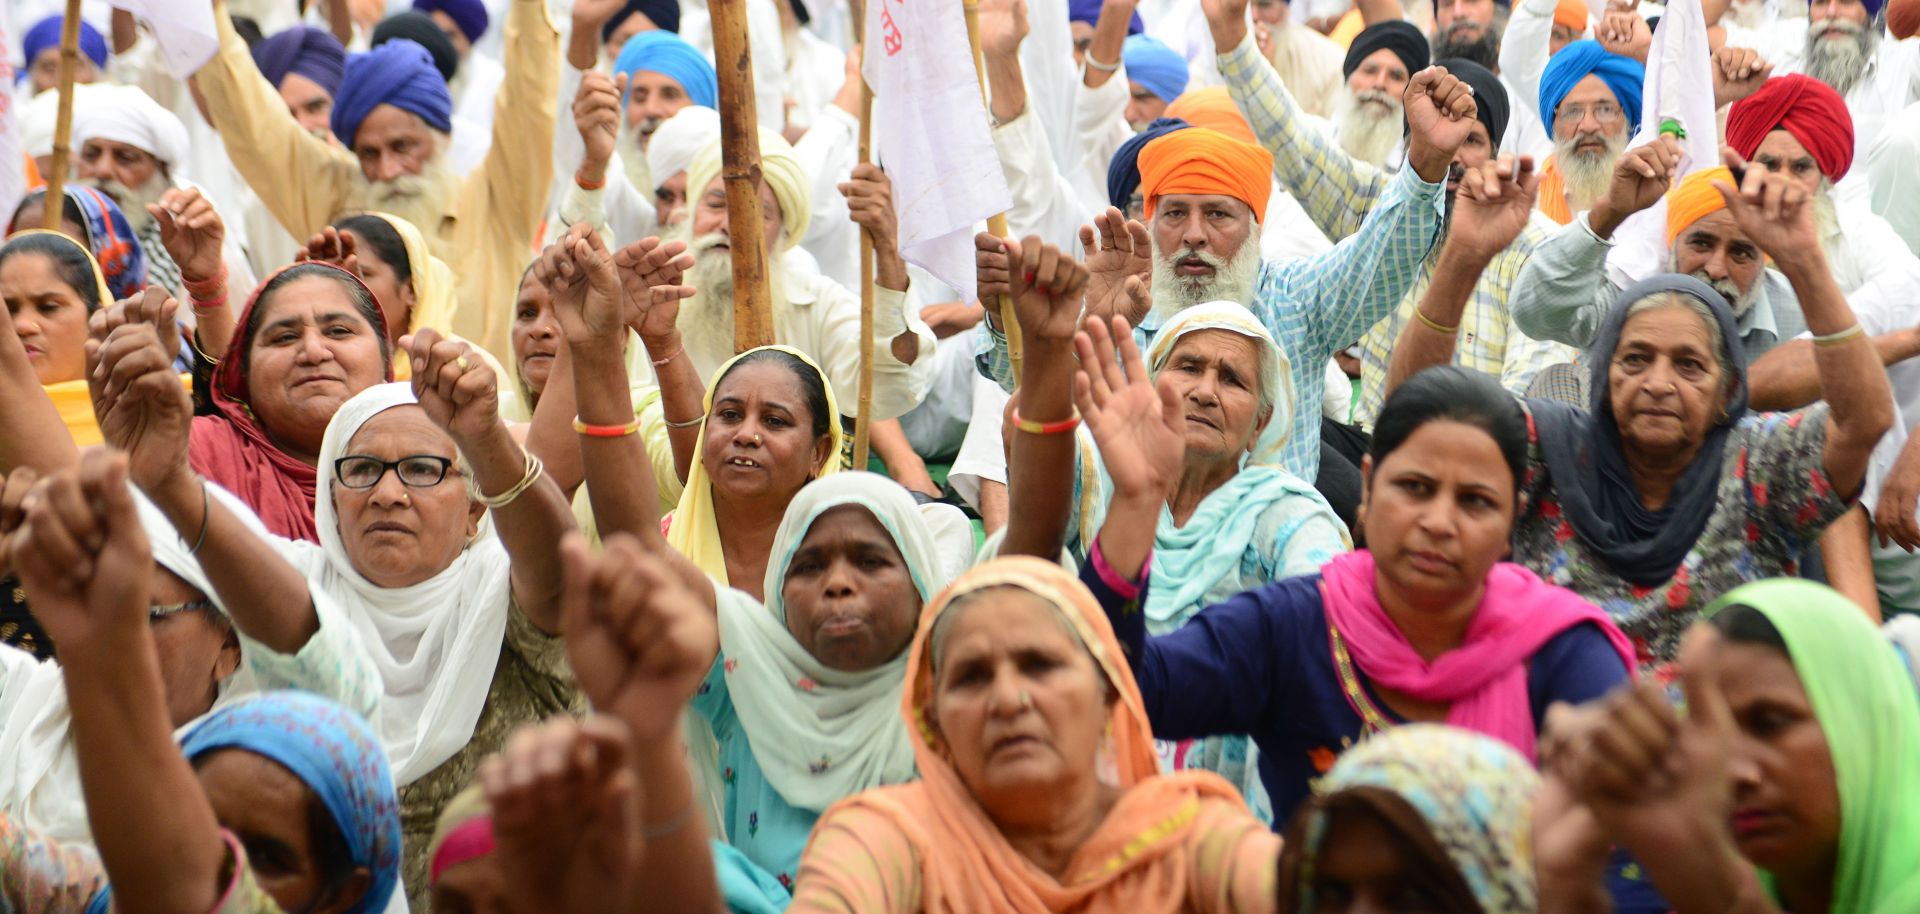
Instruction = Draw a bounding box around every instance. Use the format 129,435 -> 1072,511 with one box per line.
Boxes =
180,693 -> 402,914
1123,35 -> 1188,102
21,15 -> 109,77
1538,39 -> 1644,136
614,31 -> 718,109
251,26 -> 347,96
1107,117 -> 1191,209
1068,0 -> 1144,33
331,39 -> 453,147
602,0 -> 682,37
413,0 -> 489,43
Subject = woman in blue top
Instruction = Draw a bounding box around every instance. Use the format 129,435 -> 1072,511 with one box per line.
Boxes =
1069,316 -> 1636,824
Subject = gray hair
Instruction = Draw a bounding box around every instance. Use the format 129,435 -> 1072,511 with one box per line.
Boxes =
1622,291 -> 1733,397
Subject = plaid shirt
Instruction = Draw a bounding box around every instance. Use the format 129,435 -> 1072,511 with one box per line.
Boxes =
1217,35 -> 1575,429
976,143 -> 1444,480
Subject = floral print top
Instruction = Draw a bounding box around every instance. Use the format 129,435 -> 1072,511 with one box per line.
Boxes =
690,660 -> 815,896
1513,402 -> 1851,674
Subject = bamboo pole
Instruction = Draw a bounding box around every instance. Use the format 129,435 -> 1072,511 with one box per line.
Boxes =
41,0 -> 85,230
961,0 -> 1022,386
850,0 -> 876,469
710,0 -> 776,353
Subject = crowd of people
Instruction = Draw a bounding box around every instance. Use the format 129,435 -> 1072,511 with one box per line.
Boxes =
2,0 -> 1918,908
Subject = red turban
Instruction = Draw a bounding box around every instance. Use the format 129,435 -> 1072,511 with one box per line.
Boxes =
1138,127 -> 1275,222
1726,74 -> 1854,182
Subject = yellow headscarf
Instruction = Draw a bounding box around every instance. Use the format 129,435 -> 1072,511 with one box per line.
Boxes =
366,212 -> 460,380
6,229 -> 115,446
665,345 -> 845,582
683,128 -> 813,246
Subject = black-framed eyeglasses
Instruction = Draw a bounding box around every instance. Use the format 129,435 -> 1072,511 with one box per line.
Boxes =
333,455 -> 459,490
150,598 -> 216,621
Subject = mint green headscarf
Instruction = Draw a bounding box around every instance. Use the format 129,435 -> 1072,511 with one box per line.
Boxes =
1704,580 -> 1920,914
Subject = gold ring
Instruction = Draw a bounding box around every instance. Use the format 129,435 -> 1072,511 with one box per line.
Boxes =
455,355 -> 472,371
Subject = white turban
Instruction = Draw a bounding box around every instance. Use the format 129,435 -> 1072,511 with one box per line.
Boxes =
23,83 -> 112,158
645,105 -> 722,187
71,84 -> 189,173
684,126 -> 811,245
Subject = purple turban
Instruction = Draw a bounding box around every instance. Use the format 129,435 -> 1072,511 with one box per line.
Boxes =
21,15 -> 109,75
1068,0 -> 1144,33
412,0 -> 490,44
251,26 -> 347,96
331,39 -> 453,147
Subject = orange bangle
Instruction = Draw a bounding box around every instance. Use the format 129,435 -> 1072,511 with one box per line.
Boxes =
574,170 -> 606,191
572,417 -> 640,438
1010,409 -> 1080,435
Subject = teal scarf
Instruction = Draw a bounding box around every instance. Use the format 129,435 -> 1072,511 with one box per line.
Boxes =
1144,465 -> 1327,630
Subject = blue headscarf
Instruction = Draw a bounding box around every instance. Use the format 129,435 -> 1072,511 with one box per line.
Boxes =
1538,39 -> 1644,136
1068,0 -> 1144,33
331,39 -> 453,147
21,15 -> 109,78
252,26 -> 348,96
183,692 -> 402,914
1107,117 -> 1190,210
6,186 -> 148,301
614,31 -> 718,109
1123,35 -> 1188,102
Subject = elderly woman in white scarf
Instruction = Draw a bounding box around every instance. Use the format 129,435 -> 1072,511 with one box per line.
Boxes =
82,304 -> 582,908
1006,294 -> 1350,825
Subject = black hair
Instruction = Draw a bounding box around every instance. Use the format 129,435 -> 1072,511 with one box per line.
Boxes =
718,348 -> 833,441
0,231 -> 103,313
1709,602 -> 1791,656
302,788 -> 359,913
241,263 -> 393,378
1371,365 -> 1528,495
7,189 -> 89,242
332,215 -> 413,288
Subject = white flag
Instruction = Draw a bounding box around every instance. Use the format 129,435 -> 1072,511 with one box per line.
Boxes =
1606,0 -> 1718,284
113,1 -> 219,79
863,0 -> 1012,306
0,7 -> 25,227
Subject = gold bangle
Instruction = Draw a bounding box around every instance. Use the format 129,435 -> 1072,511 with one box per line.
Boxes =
1413,309 -> 1459,335
1812,323 -> 1865,348
477,450 -> 544,508
663,413 -> 706,429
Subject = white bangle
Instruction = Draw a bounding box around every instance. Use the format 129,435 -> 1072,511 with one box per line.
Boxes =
1575,211 -> 1618,248
1085,53 -> 1121,71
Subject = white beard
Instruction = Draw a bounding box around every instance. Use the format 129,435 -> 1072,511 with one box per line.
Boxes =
1804,18 -> 1877,97
1554,128 -> 1628,213
1334,88 -> 1405,168
677,231 -> 790,371
1148,226 -> 1264,321
89,173 -> 169,234
346,147 -> 460,238
620,121 -> 653,196
1670,249 -> 1762,316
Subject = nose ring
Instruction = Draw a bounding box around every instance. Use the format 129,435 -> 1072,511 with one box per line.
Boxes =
1018,690 -> 1033,710
753,434 -> 763,445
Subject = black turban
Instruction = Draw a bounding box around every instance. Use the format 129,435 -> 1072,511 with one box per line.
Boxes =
372,11 -> 460,83
600,0 -> 682,39
1342,20 -> 1429,82
1434,56 -> 1509,148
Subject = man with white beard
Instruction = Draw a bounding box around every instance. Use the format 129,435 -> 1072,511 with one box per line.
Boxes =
71,85 -> 258,303
975,68 -> 1475,479
1328,21 -> 1427,169
663,128 -> 936,424
193,0 -> 558,360
1532,40 -> 1642,223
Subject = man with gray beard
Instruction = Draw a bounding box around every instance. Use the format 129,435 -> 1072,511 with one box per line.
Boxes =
1532,39 -> 1642,223
194,0 -> 559,360
1329,21 -> 1428,169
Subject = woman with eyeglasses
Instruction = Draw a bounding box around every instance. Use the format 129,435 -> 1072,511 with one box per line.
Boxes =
84,310 -> 582,910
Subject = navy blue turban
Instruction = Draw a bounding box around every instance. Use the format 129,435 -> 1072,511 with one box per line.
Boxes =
252,26 -> 347,96
413,0 -> 489,44
332,39 -> 453,147
1107,117 -> 1191,210
1069,0 -> 1144,33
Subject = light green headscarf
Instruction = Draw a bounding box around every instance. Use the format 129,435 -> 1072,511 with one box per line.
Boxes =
1704,580 -> 1920,914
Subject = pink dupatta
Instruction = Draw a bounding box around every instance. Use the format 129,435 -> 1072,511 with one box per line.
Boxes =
1320,550 -> 1634,760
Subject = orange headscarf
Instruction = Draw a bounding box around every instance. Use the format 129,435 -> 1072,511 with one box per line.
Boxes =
1138,127 -> 1275,222
1665,166 -> 1734,245
1535,156 -> 1573,224
1553,0 -> 1590,32
799,557 -> 1277,913
1162,87 -> 1258,144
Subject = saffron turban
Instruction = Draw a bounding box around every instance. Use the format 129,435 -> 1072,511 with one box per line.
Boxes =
685,127 -> 813,245
1123,35 -> 1189,102
1343,20 -> 1428,81
22,16 -> 108,75
1164,87 -> 1258,144
1665,167 -> 1734,244
252,26 -> 347,96
332,39 -> 454,147
73,84 -> 190,172
1726,74 -> 1854,182
1108,117 -> 1191,209
1068,0 -> 1145,33
1553,0 -> 1590,31
615,31 -> 719,109
373,12 -> 460,82
413,0 -> 489,43
1538,39 -> 1644,135
1138,127 -> 1275,222
602,0 -> 682,36
1437,57 -> 1509,148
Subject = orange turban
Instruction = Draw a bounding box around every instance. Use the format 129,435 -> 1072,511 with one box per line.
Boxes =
1137,127 -> 1275,222
1554,0 -> 1590,31
1665,166 -> 1734,245
1163,87 -> 1257,145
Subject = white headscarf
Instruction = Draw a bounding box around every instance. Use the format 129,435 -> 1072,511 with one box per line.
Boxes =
646,105 -> 723,186
71,84 -> 190,172
714,472 -> 950,812
277,382 -> 510,785
1145,300 -> 1295,466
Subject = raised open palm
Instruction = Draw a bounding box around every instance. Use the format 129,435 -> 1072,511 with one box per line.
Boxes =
614,237 -> 697,346
1079,209 -> 1154,325
1074,315 -> 1185,502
